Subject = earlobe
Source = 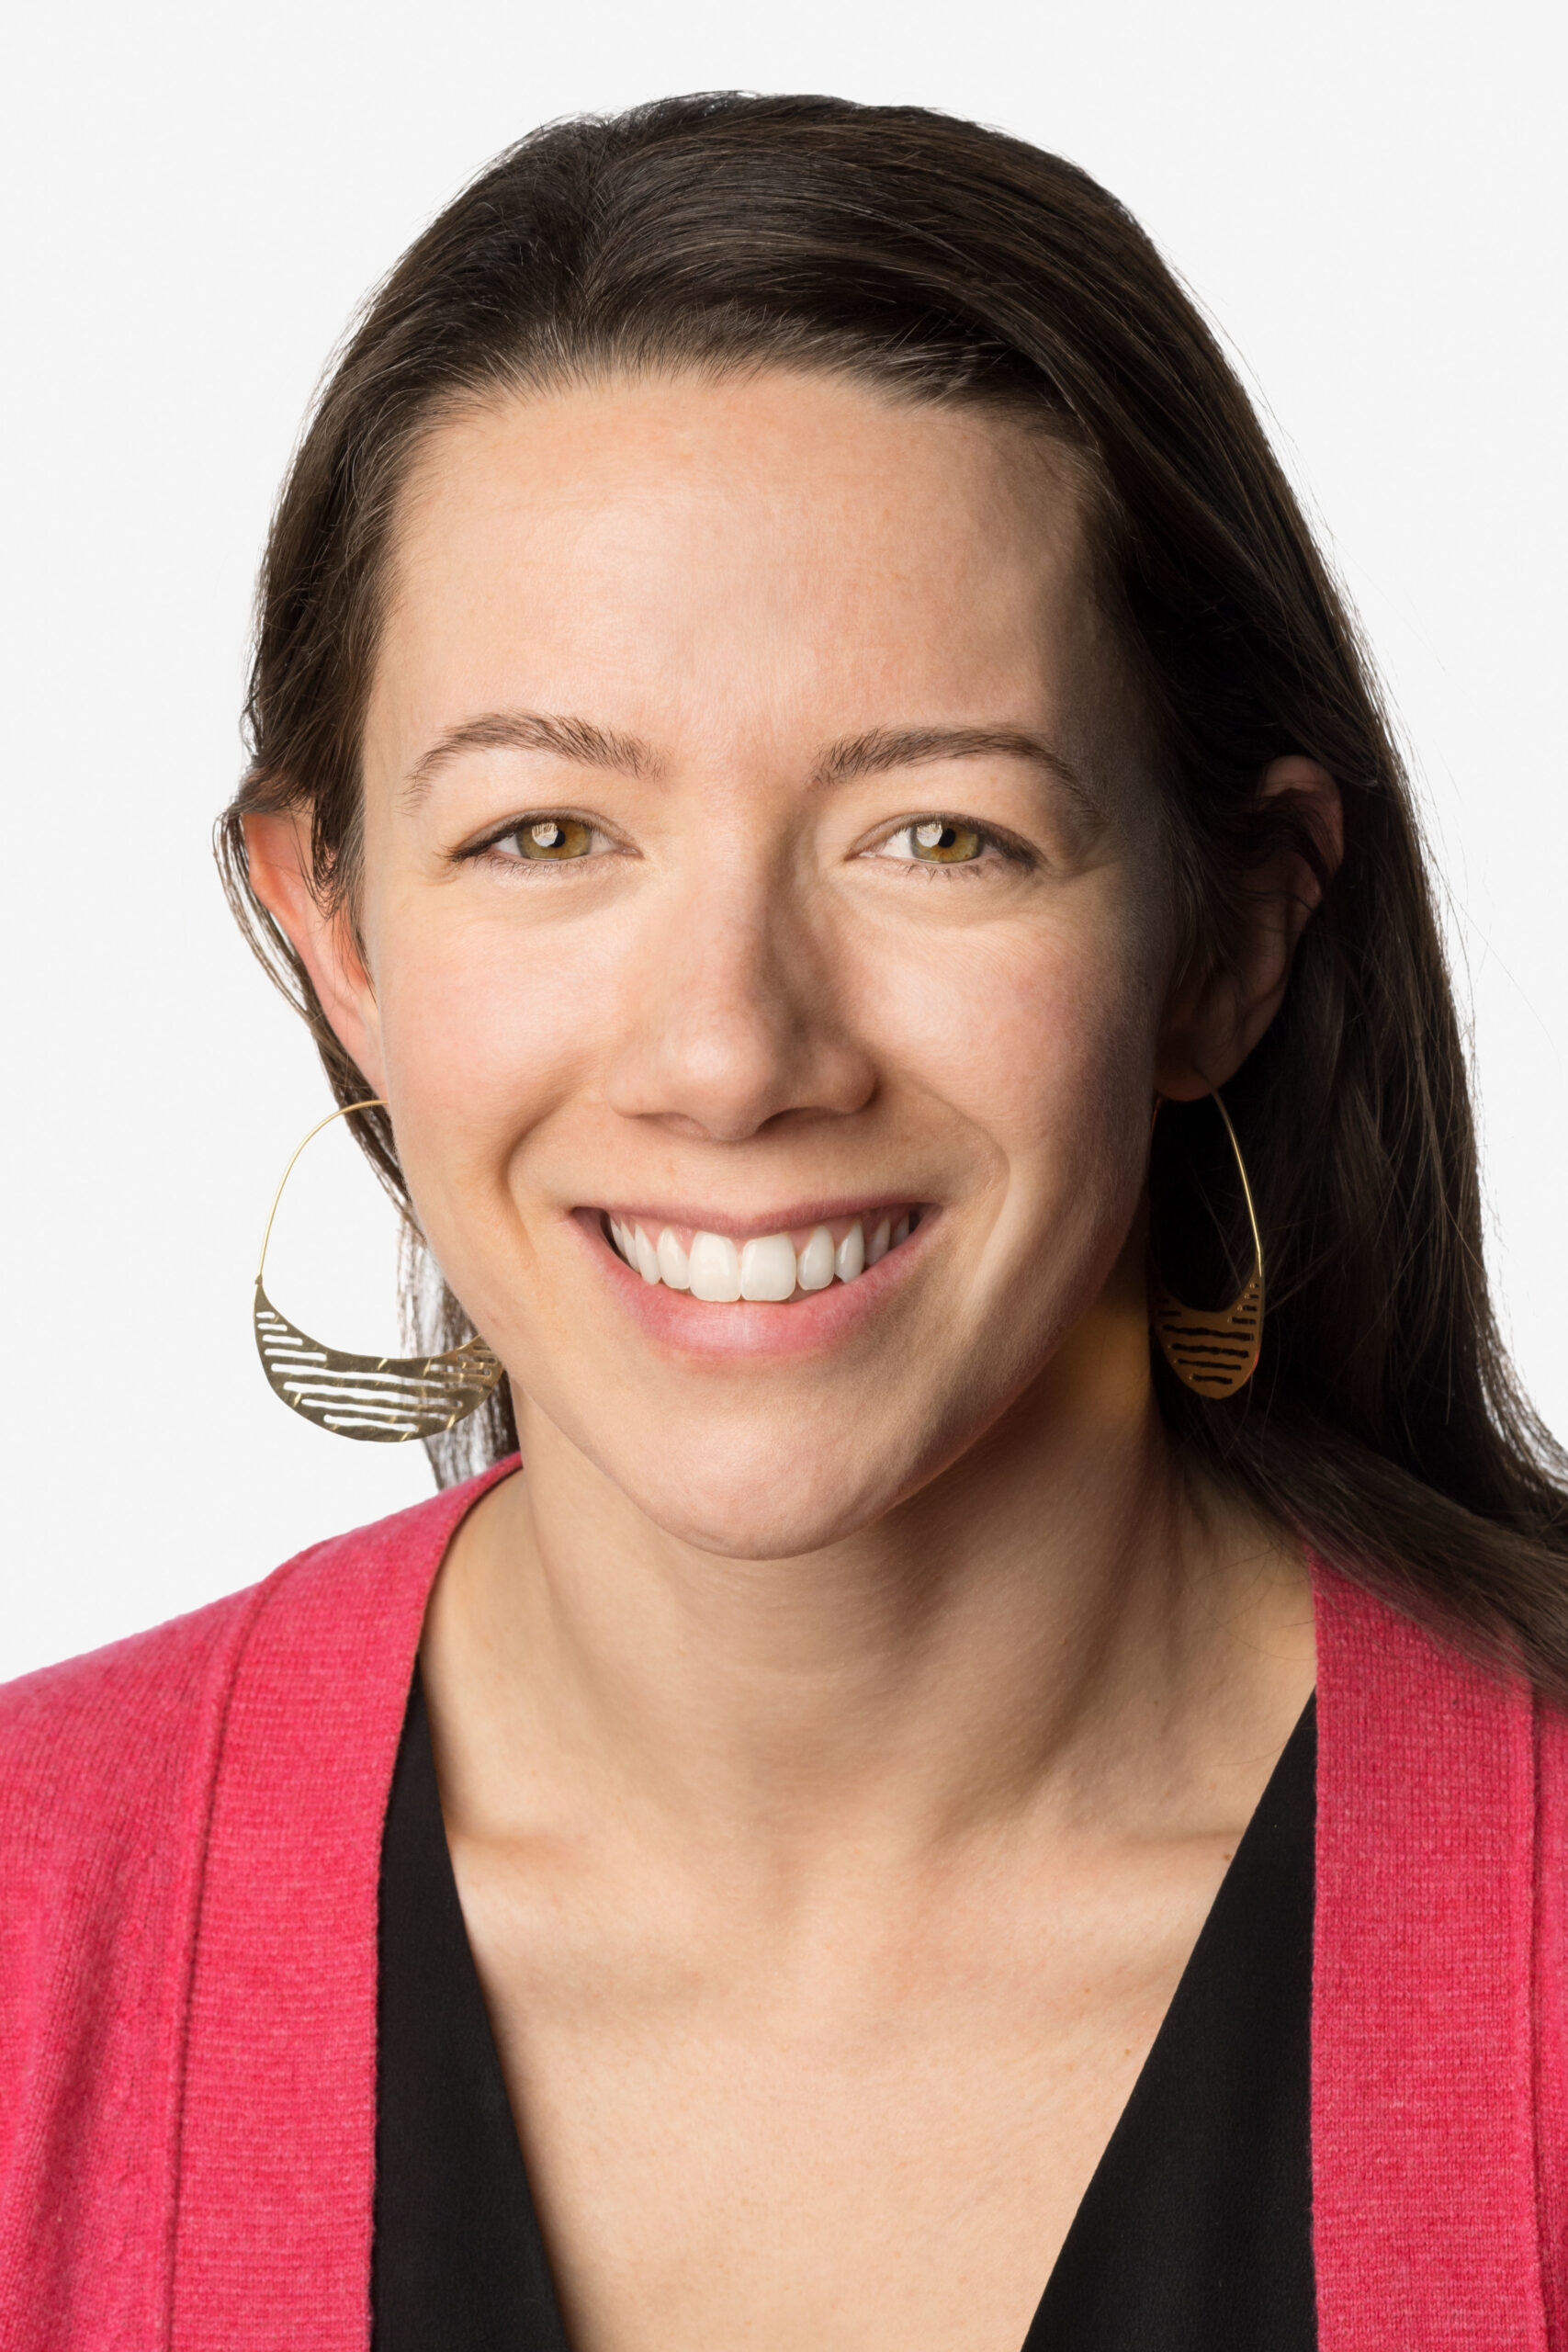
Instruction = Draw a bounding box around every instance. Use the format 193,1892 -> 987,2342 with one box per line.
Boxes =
243,808 -> 385,1088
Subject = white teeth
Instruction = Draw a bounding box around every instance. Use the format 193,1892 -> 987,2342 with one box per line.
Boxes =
610,1209 -> 914,1298
835,1219 -> 865,1283
657,1227 -> 691,1289
796,1225 -> 835,1292
634,1226 -> 661,1284
739,1234 -> 797,1301
688,1229 -> 742,1302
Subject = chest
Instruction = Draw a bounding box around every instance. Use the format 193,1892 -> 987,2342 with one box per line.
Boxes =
451,1839 -> 1241,2352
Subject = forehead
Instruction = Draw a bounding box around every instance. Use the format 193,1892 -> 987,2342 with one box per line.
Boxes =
374,368 -> 1120,758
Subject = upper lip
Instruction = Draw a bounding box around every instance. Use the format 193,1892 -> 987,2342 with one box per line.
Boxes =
587,1197 -> 928,1239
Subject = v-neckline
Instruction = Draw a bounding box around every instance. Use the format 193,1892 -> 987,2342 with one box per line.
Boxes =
371,1674 -> 1315,2351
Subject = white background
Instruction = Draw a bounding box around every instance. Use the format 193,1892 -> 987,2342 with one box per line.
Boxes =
2,0 -> 1563,1679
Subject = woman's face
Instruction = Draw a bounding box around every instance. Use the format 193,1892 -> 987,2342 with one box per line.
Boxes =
314,370 -> 1192,1555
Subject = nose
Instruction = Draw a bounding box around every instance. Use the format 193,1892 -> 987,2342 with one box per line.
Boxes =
604,844 -> 876,1145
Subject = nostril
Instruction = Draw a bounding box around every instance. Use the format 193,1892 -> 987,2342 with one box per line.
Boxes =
602,945 -> 879,1140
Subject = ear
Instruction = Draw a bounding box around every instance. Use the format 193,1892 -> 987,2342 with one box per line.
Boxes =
243,808 -> 387,1095
1155,755 -> 1343,1102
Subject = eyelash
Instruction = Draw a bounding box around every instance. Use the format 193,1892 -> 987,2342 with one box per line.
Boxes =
872,817 -> 1035,876
455,812 -> 1037,877
456,813 -> 618,873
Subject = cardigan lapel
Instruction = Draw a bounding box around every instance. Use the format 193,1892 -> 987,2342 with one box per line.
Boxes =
164,1498 -> 1551,2344
1312,1563 -> 1548,2348
168,1464 -> 517,2352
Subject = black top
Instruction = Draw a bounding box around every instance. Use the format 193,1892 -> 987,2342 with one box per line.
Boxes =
373,1677 -> 1316,2351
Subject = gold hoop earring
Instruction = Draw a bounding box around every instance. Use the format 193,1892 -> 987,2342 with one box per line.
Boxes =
254,1099 -> 503,1442
1148,1090 -> 1264,1398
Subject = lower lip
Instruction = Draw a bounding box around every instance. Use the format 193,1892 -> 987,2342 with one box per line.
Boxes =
568,1208 -> 932,1363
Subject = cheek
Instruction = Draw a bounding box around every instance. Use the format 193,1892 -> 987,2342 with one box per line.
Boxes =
858,896 -> 1164,1194
364,888 -> 626,1234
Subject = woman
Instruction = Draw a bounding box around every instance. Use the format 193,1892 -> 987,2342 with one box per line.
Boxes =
4,91 -> 1565,2350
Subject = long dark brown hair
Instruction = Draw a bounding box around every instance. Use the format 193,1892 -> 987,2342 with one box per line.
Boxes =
220,92 -> 1568,1685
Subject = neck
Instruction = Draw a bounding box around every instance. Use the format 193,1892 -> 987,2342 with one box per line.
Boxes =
423,1330 -> 1314,1869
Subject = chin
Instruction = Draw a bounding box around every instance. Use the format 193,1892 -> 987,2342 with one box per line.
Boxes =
637,1476 -> 888,1564
594,1430 -> 919,1563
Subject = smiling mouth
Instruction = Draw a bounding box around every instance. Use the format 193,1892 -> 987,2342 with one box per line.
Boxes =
600,1208 -> 926,1302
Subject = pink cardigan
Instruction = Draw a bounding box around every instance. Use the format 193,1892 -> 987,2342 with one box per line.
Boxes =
2,1463 -> 1565,2347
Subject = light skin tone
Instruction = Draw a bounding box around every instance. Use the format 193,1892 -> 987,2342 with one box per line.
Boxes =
249,368 -> 1340,2352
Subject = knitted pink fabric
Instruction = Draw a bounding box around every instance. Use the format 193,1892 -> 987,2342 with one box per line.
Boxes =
1312,1573 -> 1555,2347
0,1466 -> 1562,2346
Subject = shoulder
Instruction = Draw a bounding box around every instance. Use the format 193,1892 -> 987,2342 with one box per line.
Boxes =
0,1475 -> 511,2231
0,1473 -> 507,1802
0,1585 -> 261,1884
1310,1555 -> 1538,1888
0,1474 -> 504,1885
0,1467 -> 514,1868
1311,1554 -> 1533,1742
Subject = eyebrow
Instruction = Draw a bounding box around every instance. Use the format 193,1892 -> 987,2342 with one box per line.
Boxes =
401,709 -> 1099,818
812,726 -> 1100,816
402,710 -> 660,802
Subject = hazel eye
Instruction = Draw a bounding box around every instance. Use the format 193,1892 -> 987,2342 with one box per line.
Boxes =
505,815 -> 595,861
880,818 -> 987,865
914,819 -> 983,863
